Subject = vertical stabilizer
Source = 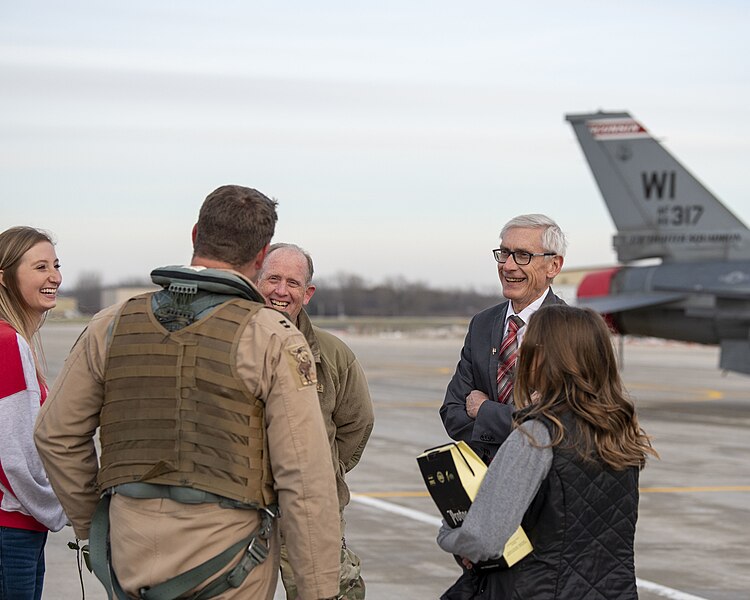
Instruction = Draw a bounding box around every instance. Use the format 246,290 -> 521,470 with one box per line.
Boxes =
566,111 -> 750,263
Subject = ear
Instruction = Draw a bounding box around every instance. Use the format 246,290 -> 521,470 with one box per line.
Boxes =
191,224 -> 198,245
546,255 -> 564,280
252,244 -> 270,271
0,269 -> 4,287
303,284 -> 316,306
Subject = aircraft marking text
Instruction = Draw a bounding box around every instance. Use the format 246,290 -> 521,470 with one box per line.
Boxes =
587,118 -> 649,140
617,232 -> 742,246
656,205 -> 703,226
642,171 -> 676,200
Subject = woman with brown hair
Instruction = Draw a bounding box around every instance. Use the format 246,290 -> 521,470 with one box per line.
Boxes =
438,304 -> 657,599
0,226 -> 67,600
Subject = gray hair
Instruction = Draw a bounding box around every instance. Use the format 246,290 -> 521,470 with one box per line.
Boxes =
500,214 -> 567,256
264,243 -> 315,285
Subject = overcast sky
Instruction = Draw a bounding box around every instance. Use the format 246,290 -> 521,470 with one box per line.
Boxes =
2,1 -> 748,292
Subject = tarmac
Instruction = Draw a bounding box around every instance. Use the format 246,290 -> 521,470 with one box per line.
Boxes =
38,322 -> 750,600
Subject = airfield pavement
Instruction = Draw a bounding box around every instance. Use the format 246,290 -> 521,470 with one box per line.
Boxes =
37,321 -> 750,600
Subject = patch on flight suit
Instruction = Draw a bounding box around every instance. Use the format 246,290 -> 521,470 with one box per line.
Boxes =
286,344 -> 317,389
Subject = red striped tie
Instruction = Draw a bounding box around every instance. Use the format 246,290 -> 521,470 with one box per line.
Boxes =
496,315 -> 525,404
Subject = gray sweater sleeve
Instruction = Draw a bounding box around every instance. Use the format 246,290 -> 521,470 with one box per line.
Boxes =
436,420 -> 552,563
0,330 -> 67,531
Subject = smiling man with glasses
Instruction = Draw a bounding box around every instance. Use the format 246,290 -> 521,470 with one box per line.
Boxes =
440,214 -> 567,464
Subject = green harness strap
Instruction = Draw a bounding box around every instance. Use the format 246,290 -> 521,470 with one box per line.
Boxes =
89,494 -> 121,600
89,486 -> 277,600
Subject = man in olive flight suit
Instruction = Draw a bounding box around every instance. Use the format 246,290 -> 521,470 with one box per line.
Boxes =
258,243 -> 375,600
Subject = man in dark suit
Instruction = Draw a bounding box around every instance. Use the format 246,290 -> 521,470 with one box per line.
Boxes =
440,214 -> 567,463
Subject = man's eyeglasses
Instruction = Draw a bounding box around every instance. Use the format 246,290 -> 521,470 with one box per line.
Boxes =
492,248 -> 556,265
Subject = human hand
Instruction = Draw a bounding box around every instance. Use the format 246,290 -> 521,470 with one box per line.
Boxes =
465,390 -> 489,419
461,557 -> 474,570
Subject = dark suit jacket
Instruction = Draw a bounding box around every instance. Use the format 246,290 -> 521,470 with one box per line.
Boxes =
440,289 -> 565,462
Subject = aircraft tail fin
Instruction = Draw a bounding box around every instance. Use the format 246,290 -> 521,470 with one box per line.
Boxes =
565,111 -> 750,263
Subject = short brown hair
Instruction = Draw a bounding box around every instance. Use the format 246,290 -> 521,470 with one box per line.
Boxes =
193,185 -> 278,268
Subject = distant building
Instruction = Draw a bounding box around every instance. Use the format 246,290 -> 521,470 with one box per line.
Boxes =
101,285 -> 160,309
54,284 -> 162,318
49,296 -> 79,319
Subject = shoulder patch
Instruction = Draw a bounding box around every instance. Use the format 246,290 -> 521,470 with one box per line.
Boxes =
286,343 -> 317,390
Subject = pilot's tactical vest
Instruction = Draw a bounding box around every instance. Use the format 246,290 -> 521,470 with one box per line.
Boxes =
97,294 -> 274,506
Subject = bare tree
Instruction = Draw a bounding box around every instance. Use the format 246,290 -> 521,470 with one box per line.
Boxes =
75,271 -> 103,315
307,272 -> 498,317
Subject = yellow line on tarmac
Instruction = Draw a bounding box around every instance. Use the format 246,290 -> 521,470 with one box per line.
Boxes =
353,485 -> 750,499
626,382 -> 724,402
352,491 -> 430,498
377,386 -> 725,409
639,485 -> 750,493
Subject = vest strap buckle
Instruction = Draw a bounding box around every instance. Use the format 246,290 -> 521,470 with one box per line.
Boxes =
226,537 -> 269,588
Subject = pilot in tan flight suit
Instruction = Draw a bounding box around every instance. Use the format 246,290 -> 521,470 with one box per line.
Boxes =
35,185 -> 342,600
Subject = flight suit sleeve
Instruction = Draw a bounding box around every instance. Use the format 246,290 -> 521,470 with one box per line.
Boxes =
34,304 -> 120,540
332,355 -> 374,473
239,314 -> 340,600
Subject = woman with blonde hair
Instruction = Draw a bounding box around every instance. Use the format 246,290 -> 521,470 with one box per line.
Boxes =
0,226 -> 67,600
438,304 -> 657,599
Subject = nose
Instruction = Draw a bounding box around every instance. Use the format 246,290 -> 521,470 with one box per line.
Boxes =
274,280 -> 289,295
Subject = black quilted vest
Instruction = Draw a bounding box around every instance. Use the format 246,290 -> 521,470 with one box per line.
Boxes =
510,413 -> 640,599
